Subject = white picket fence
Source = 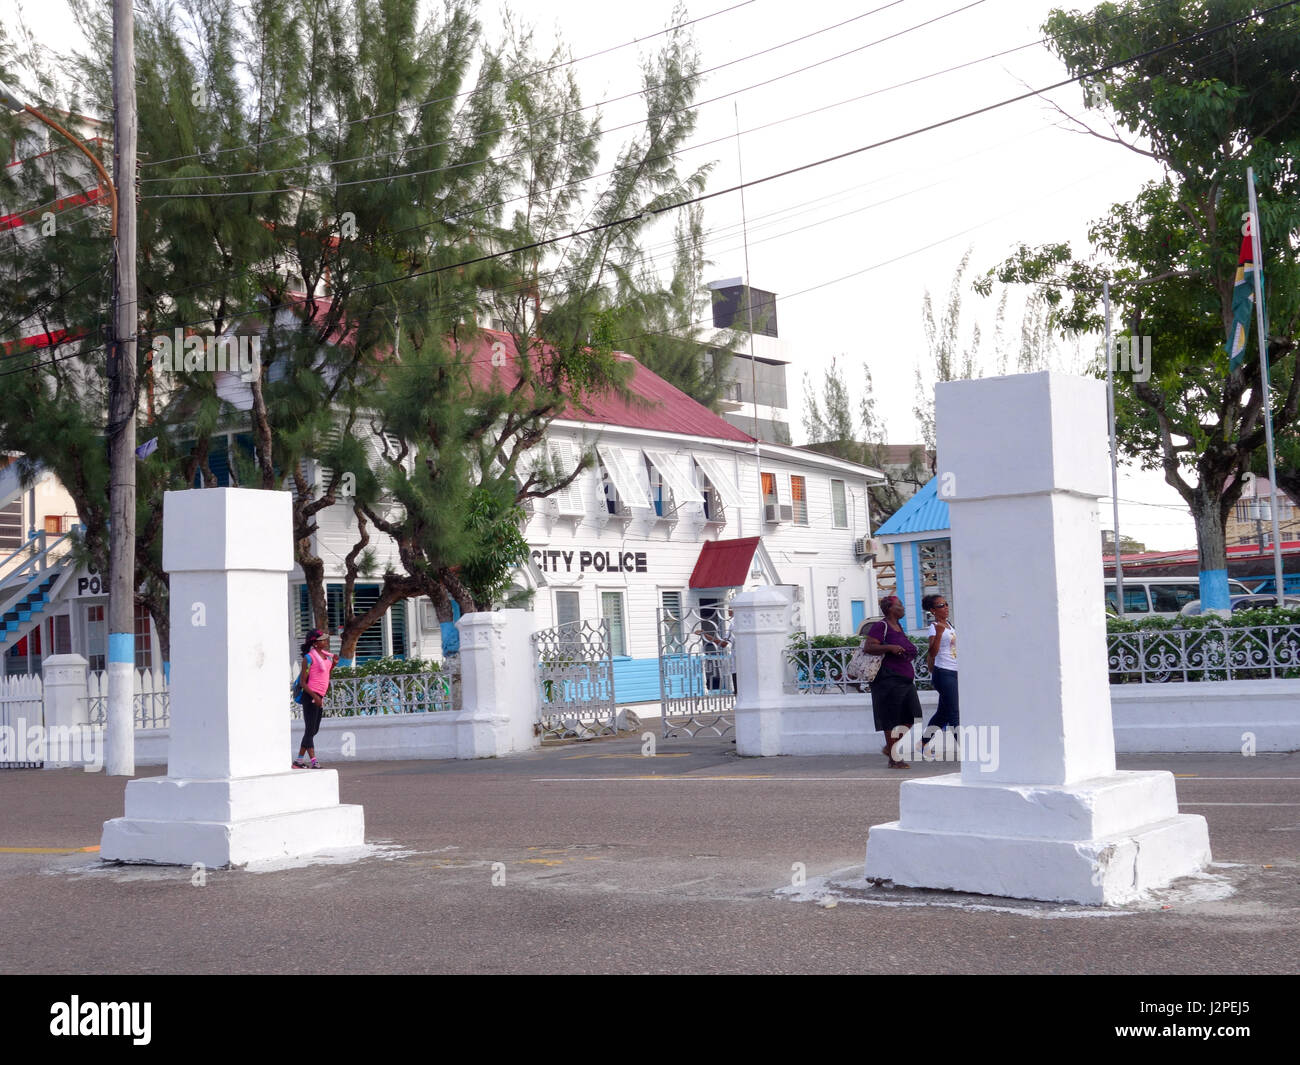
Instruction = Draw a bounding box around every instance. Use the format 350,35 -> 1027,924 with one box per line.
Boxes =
86,669 -> 170,729
0,673 -> 44,767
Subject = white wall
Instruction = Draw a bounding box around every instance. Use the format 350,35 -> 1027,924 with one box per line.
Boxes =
1110,680 -> 1300,752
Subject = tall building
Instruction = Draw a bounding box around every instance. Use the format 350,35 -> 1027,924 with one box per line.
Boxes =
708,279 -> 792,445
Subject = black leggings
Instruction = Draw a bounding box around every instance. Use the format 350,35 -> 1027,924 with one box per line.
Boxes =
300,692 -> 324,750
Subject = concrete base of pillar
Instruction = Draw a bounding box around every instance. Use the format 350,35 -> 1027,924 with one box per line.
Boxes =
864,770 -> 1211,905
100,770 -> 365,868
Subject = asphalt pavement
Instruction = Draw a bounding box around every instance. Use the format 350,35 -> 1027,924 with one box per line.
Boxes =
1,735 -> 1297,974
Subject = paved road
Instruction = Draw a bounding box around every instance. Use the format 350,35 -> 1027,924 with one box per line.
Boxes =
1,737 -> 1297,974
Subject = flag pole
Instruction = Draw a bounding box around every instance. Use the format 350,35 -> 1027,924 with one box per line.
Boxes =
1247,166 -> 1286,602
1104,278 -> 1124,618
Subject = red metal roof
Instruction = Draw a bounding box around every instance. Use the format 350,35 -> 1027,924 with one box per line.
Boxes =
456,329 -> 754,443
267,308 -> 753,443
689,537 -> 761,589
1104,541 -> 1300,570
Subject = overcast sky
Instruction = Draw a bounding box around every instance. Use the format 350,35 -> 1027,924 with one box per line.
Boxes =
12,0 -> 1204,548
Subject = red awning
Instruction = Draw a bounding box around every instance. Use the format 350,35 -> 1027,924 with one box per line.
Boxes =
689,537 -> 760,589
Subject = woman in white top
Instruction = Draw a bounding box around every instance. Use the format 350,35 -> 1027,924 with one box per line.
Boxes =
922,594 -> 958,751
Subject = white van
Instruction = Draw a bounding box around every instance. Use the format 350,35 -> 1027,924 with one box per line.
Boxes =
1105,576 -> 1255,618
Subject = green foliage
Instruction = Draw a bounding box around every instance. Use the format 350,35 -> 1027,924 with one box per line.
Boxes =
331,656 -> 440,680
1106,606 -> 1300,633
787,631 -> 862,649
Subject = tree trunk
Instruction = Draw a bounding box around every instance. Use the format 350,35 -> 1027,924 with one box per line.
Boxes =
300,553 -> 329,633
1190,484 -> 1231,609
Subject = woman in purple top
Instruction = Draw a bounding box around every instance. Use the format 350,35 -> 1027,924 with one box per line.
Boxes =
861,595 -> 921,768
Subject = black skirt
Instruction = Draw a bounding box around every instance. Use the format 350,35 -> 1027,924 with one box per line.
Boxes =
870,669 -> 922,734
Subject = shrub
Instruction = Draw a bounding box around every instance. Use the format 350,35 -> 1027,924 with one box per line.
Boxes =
331,656 -> 441,680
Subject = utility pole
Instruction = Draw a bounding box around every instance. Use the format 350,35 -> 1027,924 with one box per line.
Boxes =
105,0 -> 137,776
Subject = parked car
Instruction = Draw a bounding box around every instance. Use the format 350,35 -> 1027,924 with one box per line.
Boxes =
1105,576 -> 1254,618
1178,594 -> 1300,617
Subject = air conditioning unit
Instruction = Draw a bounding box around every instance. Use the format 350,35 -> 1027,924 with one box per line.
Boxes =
853,536 -> 872,560
764,503 -> 792,524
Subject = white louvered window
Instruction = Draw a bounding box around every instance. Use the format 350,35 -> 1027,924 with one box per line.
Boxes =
601,591 -> 627,657
645,450 -> 703,510
660,590 -> 684,646
543,440 -> 586,514
693,455 -> 744,511
597,446 -> 652,512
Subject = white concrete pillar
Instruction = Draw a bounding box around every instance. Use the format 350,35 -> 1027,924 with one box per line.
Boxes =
41,654 -> 95,770
101,489 -> 364,867
455,609 -> 541,758
732,587 -> 792,757
865,373 -> 1210,904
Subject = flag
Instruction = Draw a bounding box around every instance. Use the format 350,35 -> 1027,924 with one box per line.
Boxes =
1226,225 -> 1260,373
134,437 -> 158,461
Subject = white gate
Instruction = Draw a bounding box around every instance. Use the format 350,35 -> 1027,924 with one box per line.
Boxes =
657,606 -> 735,738
531,619 -> 617,740
0,674 -> 44,768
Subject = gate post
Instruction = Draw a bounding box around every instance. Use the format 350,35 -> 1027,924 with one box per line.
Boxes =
457,609 -> 541,758
731,587 -> 792,756
41,654 -> 90,769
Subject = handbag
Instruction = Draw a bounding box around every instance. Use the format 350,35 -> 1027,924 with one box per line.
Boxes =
846,624 -> 885,683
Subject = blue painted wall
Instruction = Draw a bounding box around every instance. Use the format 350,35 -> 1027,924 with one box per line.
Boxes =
612,656 -> 660,702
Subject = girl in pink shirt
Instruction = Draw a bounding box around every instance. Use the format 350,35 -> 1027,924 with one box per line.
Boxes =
294,629 -> 336,769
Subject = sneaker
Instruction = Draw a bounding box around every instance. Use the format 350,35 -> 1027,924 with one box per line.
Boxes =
309,758 -> 322,769
292,759 -> 307,769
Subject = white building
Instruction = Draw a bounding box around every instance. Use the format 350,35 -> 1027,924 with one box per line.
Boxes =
708,278 -> 793,445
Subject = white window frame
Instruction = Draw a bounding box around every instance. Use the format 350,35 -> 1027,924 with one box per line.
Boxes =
831,479 -> 848,529
555,589 -> 581,628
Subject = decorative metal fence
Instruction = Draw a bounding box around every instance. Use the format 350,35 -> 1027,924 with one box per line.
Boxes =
788,642 -> 933,694
1107,625 -> 1300,683
658,607 -> 735,738
86,669 -> 170,729
291,671 -> 454,718
0,673 -> 43,768
531,619 -> 618,740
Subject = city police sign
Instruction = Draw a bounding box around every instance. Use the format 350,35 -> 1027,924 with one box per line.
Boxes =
74,567 -> 105,597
